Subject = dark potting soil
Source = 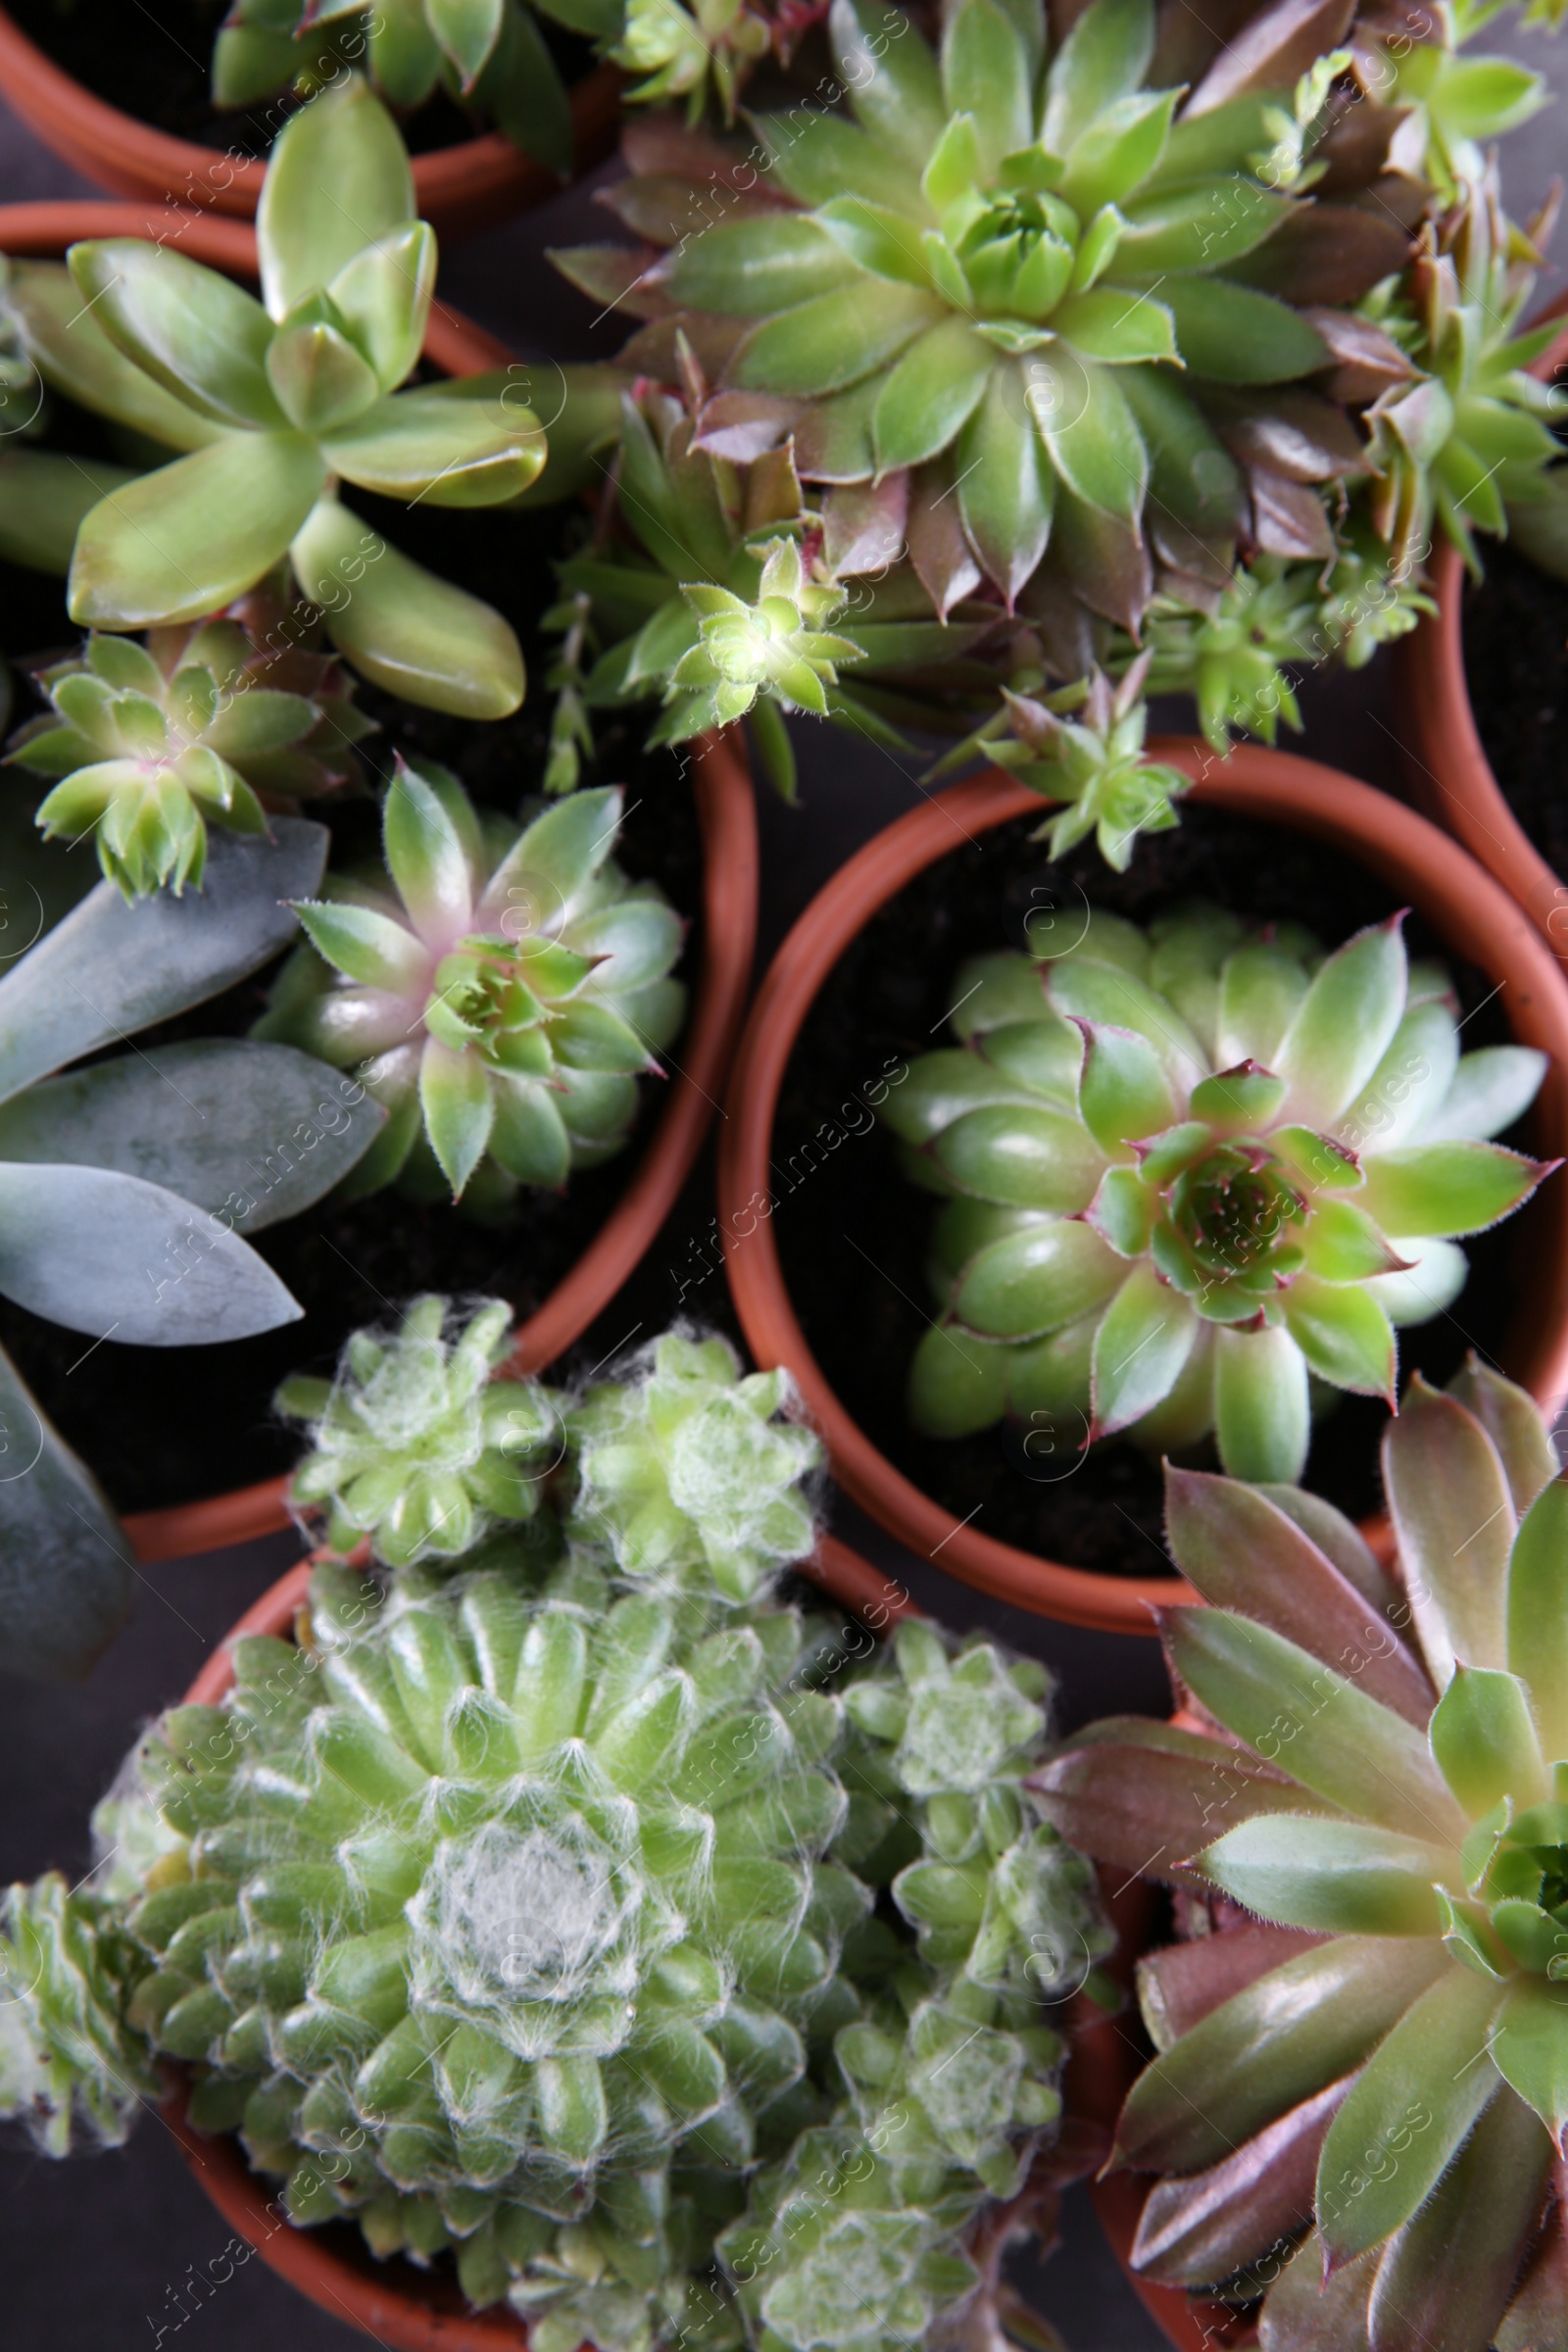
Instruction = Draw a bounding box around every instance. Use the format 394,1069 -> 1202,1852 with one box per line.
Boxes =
772,801 -> 1530,1579
1462,538 -> 1568,879
7,0 -> 592,159
0,441 -> 710,1511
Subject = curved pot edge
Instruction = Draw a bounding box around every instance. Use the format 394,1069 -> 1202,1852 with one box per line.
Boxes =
0,7 -> 622,237
717,738 -> 1568,1636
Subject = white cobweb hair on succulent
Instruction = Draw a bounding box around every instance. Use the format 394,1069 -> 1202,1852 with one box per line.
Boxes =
275,1293 -> 565,1570
565,1325 -> 826,1605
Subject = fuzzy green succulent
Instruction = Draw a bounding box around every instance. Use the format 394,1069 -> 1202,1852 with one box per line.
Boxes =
0,78 -> 536,721
0,1876 -> 157,2156
255,763 -> 685,1209
1034,1360 -> 1568,2350
1,1308 -> 1105,2352
6,610 -> 368,899
277,1297 -> 563,1566
884,901 -> 1552,1482
567,1333 -> 821,1602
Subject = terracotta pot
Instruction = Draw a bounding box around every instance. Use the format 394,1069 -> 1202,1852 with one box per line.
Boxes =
163,1529 -> 912,2345
0,6 -> 622,239
717,740 -> 1568,1636
0,201 -> 760,1566
1392,296 -> 1568,960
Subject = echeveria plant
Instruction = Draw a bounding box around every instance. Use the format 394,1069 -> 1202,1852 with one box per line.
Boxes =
0,820 -> 387,1676
277,1296 -> 563,1565
549,0 -> 1568,858
884,902 -> 1551,1481
0,78 -> 538,720
6,605 -> 370,899
1034,1361 -> 1568,2351
255,762 -> 685,1208
212,0 -> 619,170
0,1306 -> 1109,2352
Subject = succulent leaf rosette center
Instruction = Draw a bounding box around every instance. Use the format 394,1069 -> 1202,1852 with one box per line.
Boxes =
885,902 -> 1554,1482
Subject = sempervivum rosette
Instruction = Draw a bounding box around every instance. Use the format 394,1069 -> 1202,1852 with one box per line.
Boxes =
1033,1360 -> 1568,2351
883,901 -> 1552,1481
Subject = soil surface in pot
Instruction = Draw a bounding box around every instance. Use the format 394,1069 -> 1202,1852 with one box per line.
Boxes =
6,0 -> 592,159
1462,538 -> 1568,878
771,801 -> 1527,1577
0,419 -> 707,1511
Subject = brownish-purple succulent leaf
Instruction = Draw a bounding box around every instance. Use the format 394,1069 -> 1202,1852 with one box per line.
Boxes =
619,314 -> 749,379
691,389 -> 803,463
1150,0 -> 1260,90
1385,1376 -> 1513,1689
1137,1921 -> 1329,2050
1050,495 -> 1152,634
1299,308 -> 1416,406
1113,1936 -> 1446,2177
1253,1486 -> 1403,1622
1226,206 -> 1413,308
822,473 -> 908,577
1259,2231 -> 1377,2351
552,242 -> 674,320
595,173 -> 788,248
1366,2085 -> 1555,2352
1446,1356 -> 1559,1521
1163,1471 -> 1434,1728
1018,564 -> 1099,684
1495,2182 -> 1568,2352
1149,521 -> 1237,593
745,441 -> 806,532
908,460 -> 983,620
1133,2077 -> 1350,2288
1030,1736 -> 1306,1884
1249,466 -> 1335,558
619,112 -> 788,201
1213,390 -> 1370,485
1311,93 -> 1405,195
1186,0 -> 1355,114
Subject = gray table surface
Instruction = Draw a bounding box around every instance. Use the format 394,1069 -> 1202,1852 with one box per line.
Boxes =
0,28 -> 1563,2347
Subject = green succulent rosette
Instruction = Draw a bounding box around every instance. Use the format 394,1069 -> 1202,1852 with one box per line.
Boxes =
1034,1361 -> 1568,2349
277,1297 -> 564,1566
0,1875 -> 157,2157
5,607 -> 369,899
255,762 -> 685,1208
0,78 -> 536,720
885,901 -> 1552,1482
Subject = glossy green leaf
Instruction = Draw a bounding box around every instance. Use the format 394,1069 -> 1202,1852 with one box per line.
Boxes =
871,319 -> 992,473
258,76 -> 415,324
1213,1323 -> 1310,1482
906,1321 -> 1010,1437
70,433 -> 324,628
293,898 -> 428,991
879,1050 -> 1037,1146
940,0 -> 1033,172
952,1217 -> 1123,1340
1216,941 -> 1309,1070
1430,1665 -> 1547,1818
427,0 -> 502,84
1058,87 -> 1177,218
1198,1812 -> 1449,1936
1276,918 -> 1406,1128
666,217 -> 859,318
956,360 -> 1054,605
1166,1605 -> 1459,1838
1092,1261 -> 1198,1434
1315,1968 -> 1503,2269
1077,1021 -> 1176,1150
1384,1379 -> 1513,1688
1506,1474 -> 1568,1758
1366,2082 -> 1554,2352
730,280 -> 942,395
1113,1936 -> 1447,2175
754,112 -> 923,214
66,240 -> 281,430
1054,287 -> 1178,365
418,1037 -> 493,1198
323,386 -> 544,506
830,0 -> 949,167
931,1102 -> 1105,1209
1037,357 -> 1147,519
1360,1142 -> 1547,1239
326,222 -> 436,394
1162,277 -> 1327,383
1116,182 -> 1291,276
7,261 -> 222,454
266,314 -> 381,437
1281,1278 -> 1396,1399
291,502 -> 524,720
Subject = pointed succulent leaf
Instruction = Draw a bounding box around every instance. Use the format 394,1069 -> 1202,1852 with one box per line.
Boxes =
327,222 -> 436,393
1212,1325 -> 1310,1485
1421,1046 -> 1547,1144
1429,1665 -> 1547,1819
1092,1262 -> 1198,1434
323,386 -> 544,507
1506,1474 -> 1568,1759
1276,918 -> 1406,1128
1446,1359 -> 1558,1519
1359,1141 -> 1551,1238
1385,1380 -> 1513,1689
258,77 -> 415,325
1280,1278 -> 1396,1399
1198,1813 -> 1450,1937
1491,1980 -> 1568,2148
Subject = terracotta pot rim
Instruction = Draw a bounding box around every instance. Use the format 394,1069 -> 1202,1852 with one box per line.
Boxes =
1391,295 -> 1568,960
0,202 -> 760,1568
165,1531 -> 911,2346
0,4 -> 622,235
717,738 -> 1568,1637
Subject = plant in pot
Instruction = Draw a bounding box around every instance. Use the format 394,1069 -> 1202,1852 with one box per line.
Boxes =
0,1302 -> 1113,2352
541,0 -> 1568,850
1032,1357 -> 1568,2352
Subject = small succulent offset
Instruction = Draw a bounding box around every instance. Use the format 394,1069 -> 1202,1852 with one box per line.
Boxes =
1034,1362 -> 1568,2351
212,0 -> 619,172
884,901 -> 1552,1482
277,1297 -> 563,1567
611,0 -> 827,122
6,608 -> 369,899
0,78 -> 537,720
0,820 -> 387,1678
958,659 -> 1189,869
567,1331 -> 821,1601
255,764 -> 685,1209
0,1305 -> 1107,2352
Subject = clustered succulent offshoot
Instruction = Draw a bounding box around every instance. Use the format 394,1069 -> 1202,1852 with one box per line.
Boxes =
4,599 -> 370,899
0,1308 -> 1110,2352
1034,1360 -> 1568,2351
0,78 -> 538,724
255,764 -> 686,1210
542,0 -> 1568,851
883,901 -> 1550,1482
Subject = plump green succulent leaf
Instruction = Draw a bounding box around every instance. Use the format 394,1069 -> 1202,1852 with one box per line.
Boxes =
1212,1325 -> 1310,1485
1430,1665 -> 1547,1819
0,1345 -> 129,1680
71,435 -> 326,629
1490,1980 -> 1568,2148
258,76 -> 416,324
1091,1262 -> 1197,1435
322,386 -> 545,507
1276,918 -> 1406,1129
1197,1813 -> 1449,1936
1360,1142 -> 1550,1239
65,241 -> 283,431
7,261 -> 222,454
1506,1474 -> 1568,1759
